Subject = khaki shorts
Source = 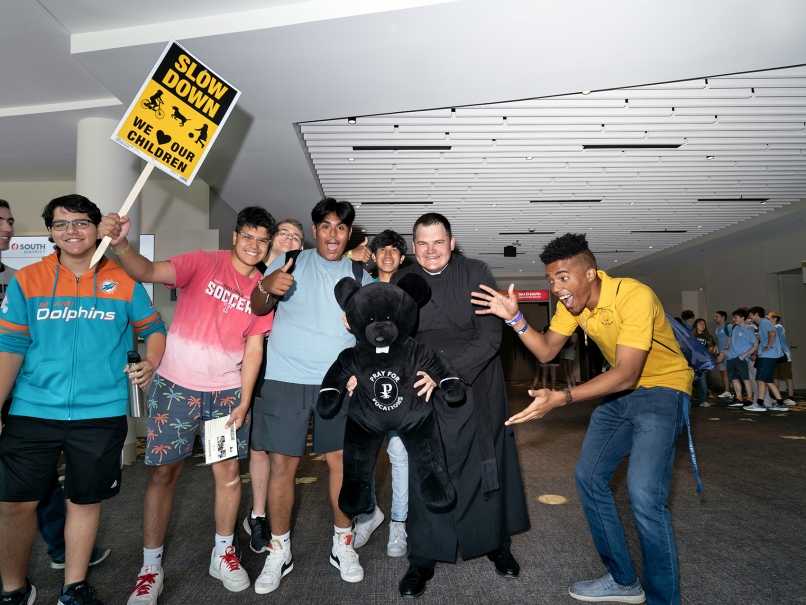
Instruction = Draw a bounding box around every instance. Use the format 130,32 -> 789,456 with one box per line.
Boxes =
774,361 -> 793,380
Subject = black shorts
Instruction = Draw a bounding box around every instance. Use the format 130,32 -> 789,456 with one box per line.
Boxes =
0,415 -> 128,504
251,379 -> 349,456
754,357 -> 779,383
726,358 -> 750,381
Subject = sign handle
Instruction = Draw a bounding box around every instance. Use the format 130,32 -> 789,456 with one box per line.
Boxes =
90,162 -> 155,268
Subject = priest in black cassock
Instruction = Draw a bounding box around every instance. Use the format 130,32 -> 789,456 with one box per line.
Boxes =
390,212 -> 530,598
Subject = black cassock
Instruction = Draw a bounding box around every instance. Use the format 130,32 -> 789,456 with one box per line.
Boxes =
392,255 -> 530,562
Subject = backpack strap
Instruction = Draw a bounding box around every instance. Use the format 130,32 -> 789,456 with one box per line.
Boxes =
351,259 -> 363,285
284,249 -> 302,273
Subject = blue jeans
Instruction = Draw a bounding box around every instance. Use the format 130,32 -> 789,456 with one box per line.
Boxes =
696,372 -> 708,404
574,387 -> 687,605
36,471 -> 66,560
368,431 -> 409,522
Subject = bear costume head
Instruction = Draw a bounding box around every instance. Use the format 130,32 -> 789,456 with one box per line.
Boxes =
335,273 -> 431,349
317,273 -> 464,516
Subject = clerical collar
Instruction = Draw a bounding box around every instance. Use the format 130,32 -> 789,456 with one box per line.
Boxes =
422,262 -> 450,276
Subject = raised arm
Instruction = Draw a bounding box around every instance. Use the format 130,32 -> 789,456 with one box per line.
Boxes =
472,283 -> 567,362
98,214 -> 175,284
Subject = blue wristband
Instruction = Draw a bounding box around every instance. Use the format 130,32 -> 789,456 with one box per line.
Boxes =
505,311 -> 523,327
515,321 -> 529,335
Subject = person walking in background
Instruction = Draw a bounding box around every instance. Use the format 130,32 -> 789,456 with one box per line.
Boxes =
725,308 -> 758,409
767,312 -> 796,406
714,311 -> 733,399
691,319 -> 717,407
561,330 -> 579,388
747,307 -> 787,412
681,310 -> 695,329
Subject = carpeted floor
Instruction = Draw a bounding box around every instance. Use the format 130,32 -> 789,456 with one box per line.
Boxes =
15,384 -> 806,605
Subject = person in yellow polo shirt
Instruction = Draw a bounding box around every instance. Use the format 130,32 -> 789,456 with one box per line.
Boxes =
472,233 -> 692,605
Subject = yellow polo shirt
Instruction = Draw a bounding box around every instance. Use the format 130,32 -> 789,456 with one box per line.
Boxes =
549,271 -> 693,394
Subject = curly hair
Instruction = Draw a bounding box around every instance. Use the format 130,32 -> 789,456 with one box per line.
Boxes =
539,233 -> 597,269
236,206 -> 276,235
369,229 -> 407,256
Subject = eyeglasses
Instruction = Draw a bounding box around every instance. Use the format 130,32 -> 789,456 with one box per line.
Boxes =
50,219 -> 93,231
276,230 -> 302,244
238,232 -> 270,248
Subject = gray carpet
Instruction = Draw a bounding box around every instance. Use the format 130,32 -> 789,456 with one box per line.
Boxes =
16,385 -> 806,604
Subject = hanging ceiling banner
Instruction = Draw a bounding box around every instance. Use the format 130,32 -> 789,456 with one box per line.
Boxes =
111,40 -> 240,185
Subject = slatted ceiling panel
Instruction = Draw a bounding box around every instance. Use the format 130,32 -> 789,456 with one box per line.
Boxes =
305,65 -> 806,269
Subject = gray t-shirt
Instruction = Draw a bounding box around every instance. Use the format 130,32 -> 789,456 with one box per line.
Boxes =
264,249 -> 372,385
0,262 -> 16,307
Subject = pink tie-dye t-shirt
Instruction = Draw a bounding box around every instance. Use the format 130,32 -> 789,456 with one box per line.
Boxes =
156,249 -> 273,391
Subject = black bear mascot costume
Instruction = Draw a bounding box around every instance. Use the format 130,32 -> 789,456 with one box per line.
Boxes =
317,273 -> 465,517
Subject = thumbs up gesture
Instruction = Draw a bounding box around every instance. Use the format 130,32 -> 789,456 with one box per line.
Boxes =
349,237 -> 372,262
263,257 -> 295,296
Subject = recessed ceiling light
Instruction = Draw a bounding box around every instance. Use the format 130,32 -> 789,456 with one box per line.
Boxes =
629,202 -> 635,205
519,269 -> 522,272
697,225 -> 702,228
361,229 -> 366,232
491,204 -> 497,207
588,227 -> 592,230
532,261 -> 535,263
648,246 -> 653,249
526,156 -> 533,160
348,158 -> 355,161
706,155 -> 714,160
474,228 -> 478,231
613,260 -> 618,262
582,90 -> 591,95
347,117 -> 356,124
760,201 -> 767,205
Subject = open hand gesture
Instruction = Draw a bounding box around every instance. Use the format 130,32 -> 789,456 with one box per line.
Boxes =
471,283 -> 520,322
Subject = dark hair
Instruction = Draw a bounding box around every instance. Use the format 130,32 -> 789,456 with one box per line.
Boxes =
236,206 -> 276,235
413,213 -> 451,239
0,199 -> 8,210
732,307 -> 749,319
539,233 -> 597,269
748,305 -> 766,317
311,197 -> 356,227
715,310 -> 727,319
691,318 -> 715,346
681,310 -> 695,321
369,229 -> 407,256
41,194 -> 102,229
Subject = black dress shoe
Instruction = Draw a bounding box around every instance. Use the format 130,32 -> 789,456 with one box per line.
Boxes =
399,565 -> 435,598
487,547 -> 520,578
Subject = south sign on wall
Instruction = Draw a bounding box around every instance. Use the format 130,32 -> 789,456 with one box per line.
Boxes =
111,40 -> 240,185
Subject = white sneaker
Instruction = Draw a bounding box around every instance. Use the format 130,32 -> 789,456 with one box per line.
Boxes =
718,391 -> 733,399
387,521 -> 408,557
353,506 -> 384,548
209,546 -> 250,592
770,404 -> 789,412
255,539 -> 293,594
743,403 -> 767,412
330,531 -> 364,583
128,565 -> 164,605
784,398 -> 796,406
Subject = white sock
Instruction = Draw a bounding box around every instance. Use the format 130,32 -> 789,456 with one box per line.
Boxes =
334,524 -> 351,536
251,510 -> 265,519
143,545 -> 164,570
271,531 -> 291,558
214,533 -> 234,557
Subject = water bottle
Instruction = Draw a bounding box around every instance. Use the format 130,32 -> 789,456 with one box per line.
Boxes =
127,350 -> 147,418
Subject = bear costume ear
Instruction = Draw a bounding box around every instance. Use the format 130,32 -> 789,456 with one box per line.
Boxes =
396,273 -> 431,307
334,277 -> 361,310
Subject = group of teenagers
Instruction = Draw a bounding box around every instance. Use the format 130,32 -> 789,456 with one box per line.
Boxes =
686,309 -> 795,412
0,192 -> 699,605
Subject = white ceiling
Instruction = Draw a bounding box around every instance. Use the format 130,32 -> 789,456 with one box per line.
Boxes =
1,0 -> 805,277
302,66 -> 806,270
